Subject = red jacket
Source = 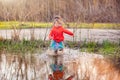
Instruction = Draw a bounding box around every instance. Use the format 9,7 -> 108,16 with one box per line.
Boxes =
49,26 -> 73,42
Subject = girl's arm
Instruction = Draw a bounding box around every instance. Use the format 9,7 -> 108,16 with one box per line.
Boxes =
63,28 -> 74,36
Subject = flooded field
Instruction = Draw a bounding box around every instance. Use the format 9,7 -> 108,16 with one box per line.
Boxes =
0,48 -> 120,80
0,29 -> 120,43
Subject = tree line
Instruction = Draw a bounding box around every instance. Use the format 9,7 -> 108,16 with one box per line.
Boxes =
0,0 -> 120,22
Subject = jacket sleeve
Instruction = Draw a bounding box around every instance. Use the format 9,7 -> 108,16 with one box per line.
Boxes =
63,28 -> 74,36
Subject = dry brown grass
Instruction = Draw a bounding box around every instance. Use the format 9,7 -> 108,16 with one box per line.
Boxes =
0,35 -> 4,41
0,0 -> 120,22
11,26 -> 21,41
93,58 -> 120,80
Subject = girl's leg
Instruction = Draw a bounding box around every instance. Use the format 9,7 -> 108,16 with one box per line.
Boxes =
50,40 -> 58,54
58,41 -> 64,50
50,40 -> 56,50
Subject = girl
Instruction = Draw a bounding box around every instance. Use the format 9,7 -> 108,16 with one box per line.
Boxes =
49,16 -> 74,53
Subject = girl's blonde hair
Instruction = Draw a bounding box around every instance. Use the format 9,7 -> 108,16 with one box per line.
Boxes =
53,15 -> 64,25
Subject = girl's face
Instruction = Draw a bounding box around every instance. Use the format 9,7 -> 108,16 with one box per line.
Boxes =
54,19 -> 61,27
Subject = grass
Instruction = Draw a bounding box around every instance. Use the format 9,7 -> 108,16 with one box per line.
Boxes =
0,21 -> 120,29
0,21 -> 52,29
0,38 -> 119,55
99,40 -> 119,55
0,39 -> 50,53
69,23 -> 120,29
65,40 -> 120,55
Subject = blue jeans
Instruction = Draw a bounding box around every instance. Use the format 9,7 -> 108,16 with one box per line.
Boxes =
50,40 -> 64,50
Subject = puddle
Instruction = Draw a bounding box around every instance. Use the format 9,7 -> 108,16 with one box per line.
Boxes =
0,48 -> 119,80
0,29 -> 119,43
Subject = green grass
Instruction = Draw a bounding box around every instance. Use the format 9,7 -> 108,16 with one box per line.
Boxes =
99,40 -> 119,55
0,21 -> 120,29
0,39 -> 50,53
65,40 -> 120,55
0,39 -> 119,56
